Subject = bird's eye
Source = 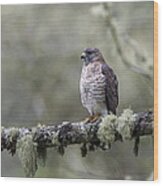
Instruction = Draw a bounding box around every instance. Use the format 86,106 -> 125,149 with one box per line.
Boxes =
87,51 -> 92,54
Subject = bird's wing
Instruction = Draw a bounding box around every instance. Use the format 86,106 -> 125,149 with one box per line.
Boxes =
101,63 -> 119,114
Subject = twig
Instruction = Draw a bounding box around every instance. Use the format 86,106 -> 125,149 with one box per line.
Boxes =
91,3 -> 153,80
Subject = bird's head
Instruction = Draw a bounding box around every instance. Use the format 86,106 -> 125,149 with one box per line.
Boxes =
81,48 -> 104,66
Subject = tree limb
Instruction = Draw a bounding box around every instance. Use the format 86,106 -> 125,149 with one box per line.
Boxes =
91,3 -> 153,81
1,109 -> 153,177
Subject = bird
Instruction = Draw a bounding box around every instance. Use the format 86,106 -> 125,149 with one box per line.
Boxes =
80,48 -> 118,122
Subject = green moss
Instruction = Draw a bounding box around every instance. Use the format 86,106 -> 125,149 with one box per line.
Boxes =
16,134 -> 38,177
117,109 -> 136,140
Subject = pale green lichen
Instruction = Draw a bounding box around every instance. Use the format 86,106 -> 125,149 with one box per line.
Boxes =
98,114 -> 118,145
16,134 -> 38,177
8,127 -> 19,142
1,126 -> 4,133
31,123 -> 45,134
117,109 -> 136,140
51,131 -> 59,145
97,109 -> 136,144
37,123 -> 46,128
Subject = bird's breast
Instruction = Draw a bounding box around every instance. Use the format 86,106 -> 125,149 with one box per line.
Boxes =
80,63 -> 106,103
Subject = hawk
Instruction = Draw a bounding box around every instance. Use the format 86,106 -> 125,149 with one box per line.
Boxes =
80,48 -> 118,120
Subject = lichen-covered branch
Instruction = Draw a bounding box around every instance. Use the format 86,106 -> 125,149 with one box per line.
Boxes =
1,109 -> 153,177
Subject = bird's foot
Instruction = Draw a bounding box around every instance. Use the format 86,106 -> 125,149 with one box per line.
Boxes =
83,114 -> 101,124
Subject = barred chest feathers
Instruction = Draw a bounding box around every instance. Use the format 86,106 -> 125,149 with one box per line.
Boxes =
80,62 -> 108,116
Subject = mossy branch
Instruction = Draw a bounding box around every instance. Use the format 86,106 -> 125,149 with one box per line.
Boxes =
1,109 -> 153,177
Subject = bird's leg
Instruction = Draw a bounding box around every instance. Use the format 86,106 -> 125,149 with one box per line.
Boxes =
83,114 -> 101,124
91,113 -> 101,123
83,116 -> 94,124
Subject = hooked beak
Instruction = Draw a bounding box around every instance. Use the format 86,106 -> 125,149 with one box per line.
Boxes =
81,52 -> 90,65
81,52 -> 86,61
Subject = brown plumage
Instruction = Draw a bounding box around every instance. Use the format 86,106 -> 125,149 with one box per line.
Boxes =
80,48 -> 118,117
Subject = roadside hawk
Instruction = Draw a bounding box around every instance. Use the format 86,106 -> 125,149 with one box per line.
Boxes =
80,48 -> 118,119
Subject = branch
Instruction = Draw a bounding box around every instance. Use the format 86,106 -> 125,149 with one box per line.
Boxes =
91,3 -> 153,81
1,109 -> 153,177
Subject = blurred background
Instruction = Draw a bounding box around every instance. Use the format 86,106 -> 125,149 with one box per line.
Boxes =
1,2 -> 154,180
